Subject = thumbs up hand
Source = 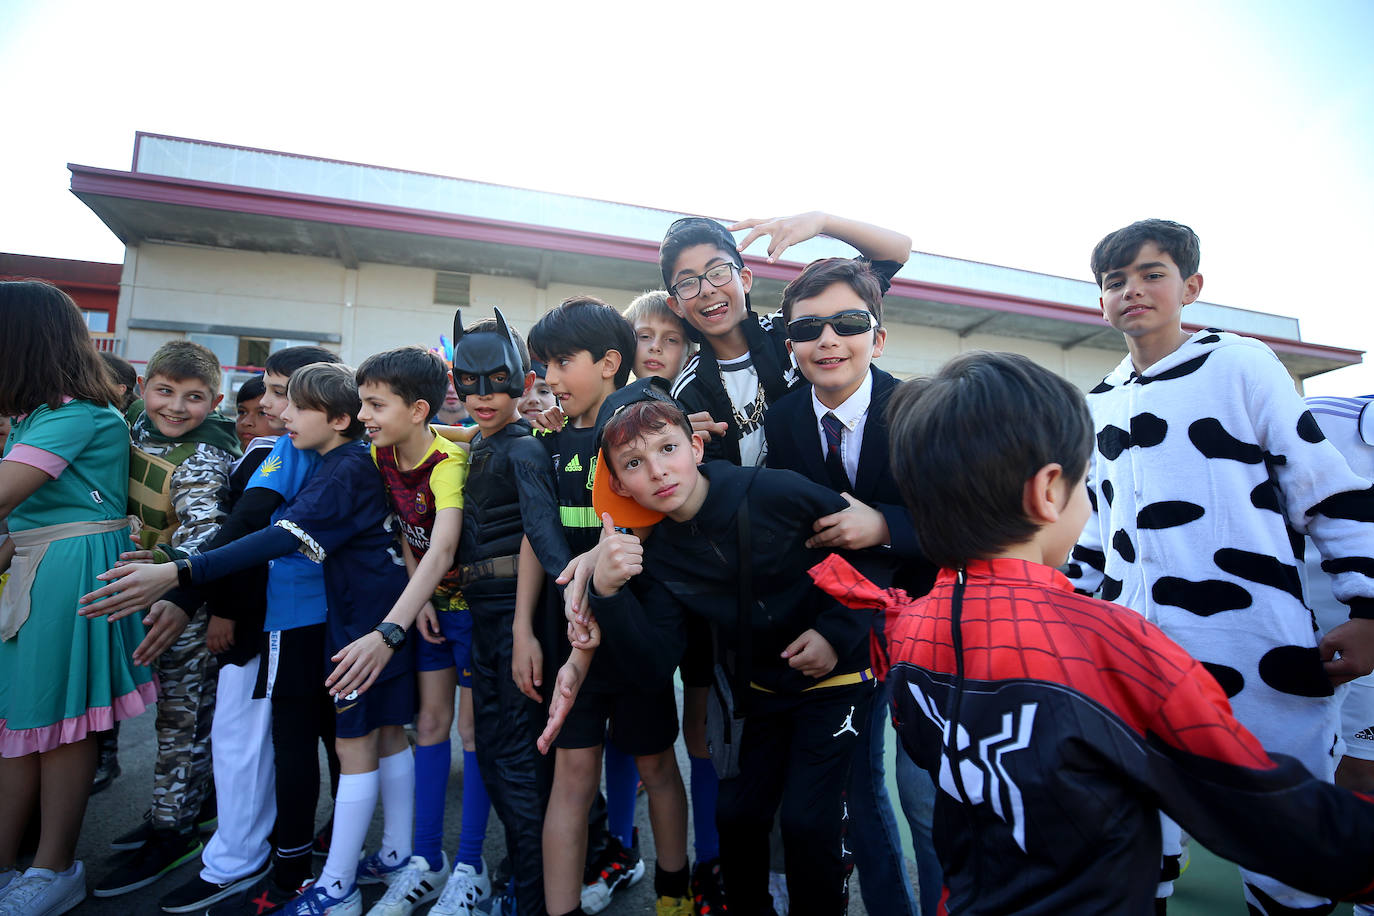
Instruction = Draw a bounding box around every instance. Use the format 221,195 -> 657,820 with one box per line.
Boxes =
592,512 -> 643,598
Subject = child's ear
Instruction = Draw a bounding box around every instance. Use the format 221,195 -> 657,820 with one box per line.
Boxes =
739,265 -> 753,294
600,349 -> 623,380
609,474 -> 631,498
785,338 -> 794,358
211,393 -> 225,409
137,375 -> 146,388
412,399 -> 431,423
1182,273 -> 1204,305
522,371 -> 536,395
690,431 -> 705,463
1022,463 -> 1065,525
329,412 -> 352,432
871,327 -> 887,358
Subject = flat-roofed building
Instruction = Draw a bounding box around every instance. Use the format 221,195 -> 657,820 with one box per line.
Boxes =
69,133 -> 1360,391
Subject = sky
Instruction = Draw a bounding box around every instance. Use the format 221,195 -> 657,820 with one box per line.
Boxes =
2,0 -> 1372,393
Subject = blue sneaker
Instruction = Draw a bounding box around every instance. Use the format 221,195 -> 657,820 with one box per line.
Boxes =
281,881 -> 361,915
356,849 -> 408,886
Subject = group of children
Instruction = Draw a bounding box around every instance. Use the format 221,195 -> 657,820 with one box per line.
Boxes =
4,211 -> 1374,916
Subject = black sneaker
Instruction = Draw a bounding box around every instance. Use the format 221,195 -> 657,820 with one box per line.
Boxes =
691,858 -> 728,916
158,861 -> 270,913
91,751 -> 122,795
205,876 -> 314,915
580,831 -> 644,915
93,828 -> 204,897
110,811 -> 154,852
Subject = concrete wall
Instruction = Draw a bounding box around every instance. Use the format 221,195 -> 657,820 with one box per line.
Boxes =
116,242 -> 1131,391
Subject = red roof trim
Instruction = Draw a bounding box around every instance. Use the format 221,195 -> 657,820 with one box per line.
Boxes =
69,162 -> 1361,367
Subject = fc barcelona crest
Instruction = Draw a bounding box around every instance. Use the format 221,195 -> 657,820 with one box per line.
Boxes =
414,490 -> 429,515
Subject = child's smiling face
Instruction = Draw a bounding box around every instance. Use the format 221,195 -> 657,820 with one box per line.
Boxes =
142,373 -> 222,439
666,244 -> 752,345
785,282 -> 886,410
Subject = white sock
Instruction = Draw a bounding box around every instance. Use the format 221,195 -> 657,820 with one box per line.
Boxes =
319,770 -> 379,898
378,747 -> 415,863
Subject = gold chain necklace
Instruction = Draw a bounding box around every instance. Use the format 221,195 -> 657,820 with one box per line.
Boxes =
722,370 -> 767,428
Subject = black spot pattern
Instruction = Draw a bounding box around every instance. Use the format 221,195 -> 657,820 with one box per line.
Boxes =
1101,576 -> 1123,602
1249,480 -> 1280,513
1200,662 -> 1245,699
1137,352 -> 1212,384
1111,529 -> 1136,563
1089,380 -> 1114,394
1297,410 -> 1325,444
1129,413 -> 1168,447
1097,425 -> 1131,461
1062,563 -> 1082,580
1195,334 -> 1222,345
1321,556 -> 1374,577
1087,487 -> 1098,513
1213,548 -> 1303,602
1189,418 -> 1264,463
1101,479 -> 1114,506
1136,501 -> 1205,529
1287,523 -> 1305,563
1153,577 -> 1252,614
1071,544 -> 1106,572
1308,486 -> 1374,523
1258,645 -> 1334,698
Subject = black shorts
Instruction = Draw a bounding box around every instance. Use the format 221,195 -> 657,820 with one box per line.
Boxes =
333,671 -> 417,740
679,614 -> 714,689
555,684 -> 679,757
254,624 -> 327,701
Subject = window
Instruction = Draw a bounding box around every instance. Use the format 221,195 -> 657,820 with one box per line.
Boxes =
83,310 -> 110,333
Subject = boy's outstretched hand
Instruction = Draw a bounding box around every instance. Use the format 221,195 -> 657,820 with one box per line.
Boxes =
688,411 -> 728,442
79,560 -> 178,620
537,656 -> 587,754
132,599 -> 190,666
781,628 -> 838,679
806,493 -> 891,551
731,211 -> 827,264
327,630 -> 395,700
1321,617 -> 1374,685
513,625 -> 544,701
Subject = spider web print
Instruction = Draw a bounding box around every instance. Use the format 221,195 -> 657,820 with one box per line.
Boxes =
809,554 -> 1273,771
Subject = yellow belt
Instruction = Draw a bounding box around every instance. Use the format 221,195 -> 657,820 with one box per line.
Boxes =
750,667 -> 874,695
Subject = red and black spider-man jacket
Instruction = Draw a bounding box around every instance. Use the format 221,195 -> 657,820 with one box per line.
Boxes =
808,554 -> 1374,916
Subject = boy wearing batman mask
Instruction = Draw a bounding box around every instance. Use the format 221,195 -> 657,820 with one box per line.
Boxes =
447,310 -> 564,916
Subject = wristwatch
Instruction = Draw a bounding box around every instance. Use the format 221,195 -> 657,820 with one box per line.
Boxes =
174,558 -> 193,588
374,622 -> 406,650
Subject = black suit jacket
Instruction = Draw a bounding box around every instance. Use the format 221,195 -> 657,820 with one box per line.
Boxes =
764,365 -> 934,597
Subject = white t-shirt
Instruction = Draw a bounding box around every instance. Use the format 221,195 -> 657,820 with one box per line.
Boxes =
718,352 -> 766,467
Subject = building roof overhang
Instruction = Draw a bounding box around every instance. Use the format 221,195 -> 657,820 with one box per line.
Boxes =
69,160 -> 1360,380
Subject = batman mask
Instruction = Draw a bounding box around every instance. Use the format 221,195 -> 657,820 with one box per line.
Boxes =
450,307 -> 528,399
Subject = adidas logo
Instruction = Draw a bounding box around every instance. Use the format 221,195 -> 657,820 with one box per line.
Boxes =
564,455 -> 583,472
1355,726 -> 1374,741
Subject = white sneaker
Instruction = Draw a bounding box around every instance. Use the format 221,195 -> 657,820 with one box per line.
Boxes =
365,854 -> 448,916
768,870 -> 789,916
0,862 -> 86,916
428,859 -> 491,916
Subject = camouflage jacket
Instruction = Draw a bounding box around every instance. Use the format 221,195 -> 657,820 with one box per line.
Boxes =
130,412 -> 239,556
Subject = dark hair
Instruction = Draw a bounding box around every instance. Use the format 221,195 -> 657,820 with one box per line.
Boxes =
236,375 -> 266,405
887,351 -> 1093,568
355,346 -> 449,413
265,345 -> 340,378
0,280 -> 119,415
1090,219 -> 1201,289
599,401 -> 694,481
100,352 -> 139,411
658,217 -> 743,290
145,340 -> 222,392
528,296 -> 636,388
287,362 -> 364,439
781,258 -> 885,326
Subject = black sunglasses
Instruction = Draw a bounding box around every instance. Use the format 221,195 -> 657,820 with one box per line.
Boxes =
786,309 -> 877,342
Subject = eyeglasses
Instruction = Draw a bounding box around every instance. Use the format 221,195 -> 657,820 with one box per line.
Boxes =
669,263 -> 738,300
786,309 -> 877,342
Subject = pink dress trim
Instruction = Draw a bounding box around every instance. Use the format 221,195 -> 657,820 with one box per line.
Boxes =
2,444 -> 69,478
0,678 -> 158,757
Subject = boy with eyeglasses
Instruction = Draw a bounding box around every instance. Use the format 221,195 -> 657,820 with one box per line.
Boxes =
764,257 -> 941,916
661,211 -> 911,468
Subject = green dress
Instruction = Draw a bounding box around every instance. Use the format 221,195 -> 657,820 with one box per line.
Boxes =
0,399 -> 156,756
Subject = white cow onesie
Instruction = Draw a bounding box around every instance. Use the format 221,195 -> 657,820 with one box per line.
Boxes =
1066,329 -> 1374,782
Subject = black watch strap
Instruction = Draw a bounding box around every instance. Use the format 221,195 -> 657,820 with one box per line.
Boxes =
175,558 -> 193,589
374,622 -> 406,649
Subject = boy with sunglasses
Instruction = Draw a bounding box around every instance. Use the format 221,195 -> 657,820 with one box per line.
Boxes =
661,211 -> 910,468
764,257 -> 940,916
